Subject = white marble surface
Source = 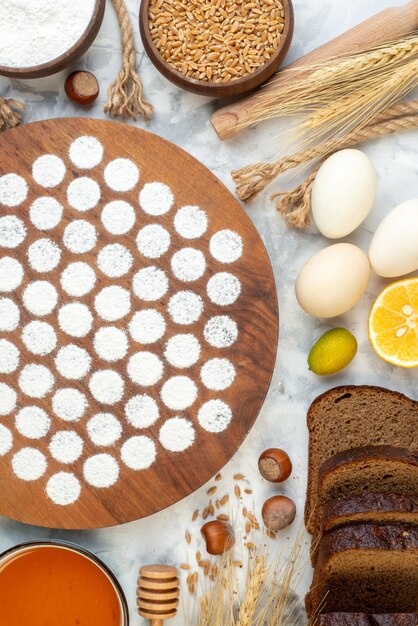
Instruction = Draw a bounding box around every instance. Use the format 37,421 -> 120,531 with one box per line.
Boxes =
1,0 -> 417,623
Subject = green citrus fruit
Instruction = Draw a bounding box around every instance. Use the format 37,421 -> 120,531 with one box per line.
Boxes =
308,328 -> 357,375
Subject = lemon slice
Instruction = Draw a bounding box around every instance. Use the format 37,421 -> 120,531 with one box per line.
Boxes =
369,278 -> 418,368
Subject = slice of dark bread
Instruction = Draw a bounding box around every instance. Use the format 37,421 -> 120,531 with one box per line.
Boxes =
305,386 -> 418,534
322,494 -> 418,533
311,493 -> 418,565
306,523 -> 418,616
319,614 -> 418,626
316,446 -> 418,530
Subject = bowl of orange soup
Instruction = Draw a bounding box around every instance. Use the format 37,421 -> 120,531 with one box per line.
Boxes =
0,540 -> 129,626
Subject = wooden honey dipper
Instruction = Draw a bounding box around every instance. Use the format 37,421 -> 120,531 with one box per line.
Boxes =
137,564 -> 179,626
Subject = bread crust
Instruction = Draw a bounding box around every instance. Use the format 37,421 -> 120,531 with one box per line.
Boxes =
319,613 -> 418,626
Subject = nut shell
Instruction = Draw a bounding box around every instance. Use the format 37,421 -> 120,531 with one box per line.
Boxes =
201,520 -> 235,555
65,70 -> 99,105
262,495 -> 296,531
258,448 -> 292,483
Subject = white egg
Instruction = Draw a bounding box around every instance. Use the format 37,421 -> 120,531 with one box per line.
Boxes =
312,149 -> 377,239
369,199 -> 418,277
296,243 -> 370,318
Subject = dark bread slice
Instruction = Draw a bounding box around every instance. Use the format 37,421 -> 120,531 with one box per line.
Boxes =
310,493 -> 418,565
305,386 -> 418,534
306,524 -> 418,616
317,446 -> 418,529
322,494 -> 418,533
319,614 -> 418,626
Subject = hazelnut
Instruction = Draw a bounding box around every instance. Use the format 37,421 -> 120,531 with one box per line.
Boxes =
258,448 -> 292,483
261,495 -> 296,531
201,520 -> 235,555
65,71 -> 99,105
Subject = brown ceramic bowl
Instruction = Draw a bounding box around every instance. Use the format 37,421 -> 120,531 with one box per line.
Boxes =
139,0 -> 294,97
0,0 -> 105,79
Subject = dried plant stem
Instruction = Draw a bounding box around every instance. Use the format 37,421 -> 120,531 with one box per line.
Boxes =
105,0 -> 153,121
233,99 -> 418,203
273,111 -> 418,229
235,556 -> 267,626
0,97 -> 25,132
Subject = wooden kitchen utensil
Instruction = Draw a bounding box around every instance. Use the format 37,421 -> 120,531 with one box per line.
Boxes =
137,565 -> 179,625
211,0 -> 418,139
0,118 -> 278,529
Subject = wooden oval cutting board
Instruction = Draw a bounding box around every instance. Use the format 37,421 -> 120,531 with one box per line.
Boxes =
0,118 -> 278,529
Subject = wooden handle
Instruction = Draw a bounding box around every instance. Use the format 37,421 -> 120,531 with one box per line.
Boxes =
137,564 -> 179,625
211,0 -> 418,139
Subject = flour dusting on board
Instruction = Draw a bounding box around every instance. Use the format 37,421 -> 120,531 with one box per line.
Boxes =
0,134 -> 246,508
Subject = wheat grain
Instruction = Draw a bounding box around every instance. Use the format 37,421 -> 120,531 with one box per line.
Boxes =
148,0 -> 285,83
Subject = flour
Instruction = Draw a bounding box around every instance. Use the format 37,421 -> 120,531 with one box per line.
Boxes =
84,454 -> 119,488
104,159 -> 139,192
22,321 -> 57,355
161,376 -> 197,410
87,413 -> 122,447
23,281 -> 58,316
159,417 -> 195,452
101,201 -> 136,235
15,406 -> 51,439
207,272 -> 241,306
174,206 -> 208,239
133,267 -> 169,301
32,155 -> 66,188
168,291 -> 203,325
58,303 -> 93,338
89,370 -> 125,405
63,220 -> 97,253
46,472 -> 81,506
97,243 -> 133,278
201,358 -> 236,390
125,394 -> 159,429
69,137 -> 104,170
0,0 -> 96,68
49,431 -> 83,464
61,262 -> 96,297
210,230 -> 243,263
0,297 -> 19,331
28,238 -> 61,273
198,399 -> 232,433
139,182 -> 174,216
55,345 -> 91,380
204,315 -> 238,348
0,424 -> 13,455
95,286 -> 131,321
52,388 -> 87,422
127,352 -> 164,386
12,448 -> 47,481
121,436 -> 156,470
129,310 -> 166,344
136,224 -> 171,259
0,383 -> 16,415
164,334 -> 200,368
171,248 -> 206,282
0,174 -> 28,207
0,339 -> 19,373
0,215 -> 26,248
67,177 -> 101,212
0,257 -> 24,292
94,327 -> 128,362
30,197 -> 63,231
19,364 -> 54,398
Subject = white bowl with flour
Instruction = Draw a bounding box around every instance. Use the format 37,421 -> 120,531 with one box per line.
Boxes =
0,0 -> 105,78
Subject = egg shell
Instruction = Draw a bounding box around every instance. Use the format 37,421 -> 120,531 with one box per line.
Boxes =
311,149 -> 377,239
369,199 -> 418,277
296,243 -> 371,318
